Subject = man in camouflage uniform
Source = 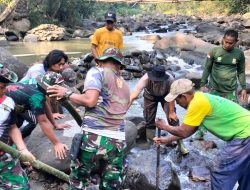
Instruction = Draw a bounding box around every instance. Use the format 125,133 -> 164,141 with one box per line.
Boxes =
198,29 -> 248,139
47,48 -> 130,190
0,64 -> 35,189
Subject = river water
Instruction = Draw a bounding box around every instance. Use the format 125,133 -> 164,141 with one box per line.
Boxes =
5,32 -> 154,66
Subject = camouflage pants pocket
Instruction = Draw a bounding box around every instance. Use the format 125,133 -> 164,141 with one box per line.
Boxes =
0,153 -> 30,190
70,132 -> 126,190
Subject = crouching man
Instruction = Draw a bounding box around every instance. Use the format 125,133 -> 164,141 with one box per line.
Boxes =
154,79 -> 250,190
0,64 -> 35,189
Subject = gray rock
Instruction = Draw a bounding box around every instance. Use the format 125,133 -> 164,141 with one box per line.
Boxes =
0,37 -> 8,46
0,47 -> 28,79
12,18 -> 31,32
23,34 -> 38,42
242,19 -> 250,28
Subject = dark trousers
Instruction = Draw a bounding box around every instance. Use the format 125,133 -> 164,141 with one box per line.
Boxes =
143,92 -> 167,129
211,137 -> 250,190
16,110 -> 37,138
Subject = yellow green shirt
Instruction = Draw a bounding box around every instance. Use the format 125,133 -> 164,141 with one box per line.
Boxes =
184,92 -> 250,141
91,27 -> 123,56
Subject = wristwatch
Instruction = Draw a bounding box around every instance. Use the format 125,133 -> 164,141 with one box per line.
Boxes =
64,90 -> 73,99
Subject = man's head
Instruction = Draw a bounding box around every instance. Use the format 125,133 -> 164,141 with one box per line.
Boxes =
0,64 -> 18,97
96,48 -> 125,70
165,79 -> 195,109
36,71 -> 66,94
105,11 -> 116,31
43,49 -> 68,72
223,29 -> 238,51
147,64 -> 169,82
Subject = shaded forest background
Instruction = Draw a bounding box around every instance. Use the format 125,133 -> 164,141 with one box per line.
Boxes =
0,0 -> 249,28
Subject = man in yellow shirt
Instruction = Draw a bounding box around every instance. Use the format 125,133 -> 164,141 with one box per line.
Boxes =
154,78 -> 250,190
91,11 -> 123,59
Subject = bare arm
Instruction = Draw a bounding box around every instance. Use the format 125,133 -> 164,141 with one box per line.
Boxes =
36,114 -> 68,159
155,118 -> 197,138
9,124 -> 35,160
128,74 -> 148,108
47,85 -> 100,108
91,44 -> 99,59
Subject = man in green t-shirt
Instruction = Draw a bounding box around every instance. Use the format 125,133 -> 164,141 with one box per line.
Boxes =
197,29 -> 248,139
154,78 -> 250,190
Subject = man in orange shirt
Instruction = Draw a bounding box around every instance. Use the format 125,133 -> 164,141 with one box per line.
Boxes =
91,11 -> 123,59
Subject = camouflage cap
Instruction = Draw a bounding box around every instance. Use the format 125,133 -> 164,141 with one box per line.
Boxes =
36,71 -> 66,91
164,79 -> 195,102
0,63 -> 18,83
97,48 -> 125,69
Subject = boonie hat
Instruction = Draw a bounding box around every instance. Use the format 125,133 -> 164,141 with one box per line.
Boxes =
147,64 -> 169,82
96,48 -> 125,69
165,78 -> 194,102
105,11 -> 116,22
36,71 -> 66,91
0,64 -> 18,83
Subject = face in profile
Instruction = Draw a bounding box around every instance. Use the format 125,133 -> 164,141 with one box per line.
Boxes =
0,82 -> 7,97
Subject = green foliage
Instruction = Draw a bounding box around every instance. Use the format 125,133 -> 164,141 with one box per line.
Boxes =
28,1 -> 142,27
228,0 -> 250,14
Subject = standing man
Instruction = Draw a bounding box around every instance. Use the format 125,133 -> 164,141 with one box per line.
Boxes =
129,64 -> 188,154
154,79 -> 250,190
47,48 -> 130,190
200,29 -> 247,102
198,29 -> 247,139
91,11 -> 123,59
6,72 -> 70,159
0,64 -> 35,189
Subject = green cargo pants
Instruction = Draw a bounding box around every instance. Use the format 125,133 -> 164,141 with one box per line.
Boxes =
70,131 -> 126,190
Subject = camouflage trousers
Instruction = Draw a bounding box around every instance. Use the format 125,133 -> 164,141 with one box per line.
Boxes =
70,131 -> 126,190
0,152 -> 30,190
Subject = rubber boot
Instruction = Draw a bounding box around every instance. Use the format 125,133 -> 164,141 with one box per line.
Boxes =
146,128 -> 156,142
177,140 -> 189,155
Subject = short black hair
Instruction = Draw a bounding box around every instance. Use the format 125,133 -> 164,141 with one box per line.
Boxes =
224,29 -> 238,40
0,76 -> 10,84
43,50 -> 68,70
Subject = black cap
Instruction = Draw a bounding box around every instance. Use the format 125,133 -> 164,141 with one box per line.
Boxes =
105,11 -> 116,22
147,65 -> 169,82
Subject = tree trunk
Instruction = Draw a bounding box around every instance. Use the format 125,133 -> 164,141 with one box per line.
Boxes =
0,0 -> 21,24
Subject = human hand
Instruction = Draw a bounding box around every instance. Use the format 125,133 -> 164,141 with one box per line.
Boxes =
168,112 -> 178,122
155,118 -> 167,130
54,123 -> 71,130
47,85 -> 67,99
240,89 -> 248,103
20,149 -> 36,166
153,136 -> 171,145
53,113 -> 65,120
54,143 -> 69,159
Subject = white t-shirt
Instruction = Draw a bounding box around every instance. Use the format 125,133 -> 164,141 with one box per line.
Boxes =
20,63 -> 45,82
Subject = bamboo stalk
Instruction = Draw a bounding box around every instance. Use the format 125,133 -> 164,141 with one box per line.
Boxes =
0,141 -> 70,182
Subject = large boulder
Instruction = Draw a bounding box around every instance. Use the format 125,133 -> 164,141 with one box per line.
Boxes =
23,34 -> 38,42
0,47 -> 28,79
245,49 -> 250,74
26,24 -> 68,41
27,114 -> 138,172
12,18 -> 31,32
153,32 -> 215,54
